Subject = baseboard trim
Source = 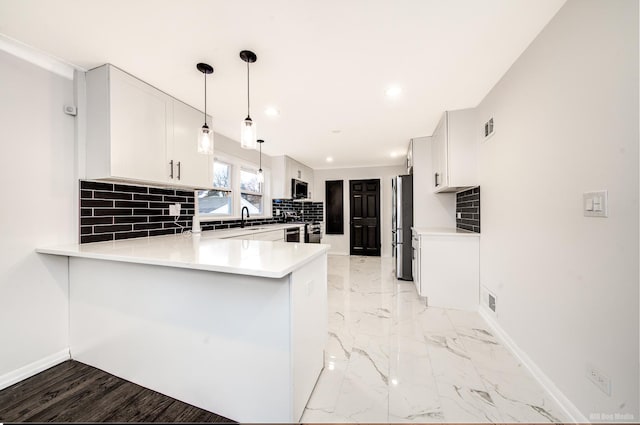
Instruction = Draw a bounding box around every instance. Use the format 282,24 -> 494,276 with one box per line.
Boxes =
0,349 -> 71,391
478,307 -> 587,424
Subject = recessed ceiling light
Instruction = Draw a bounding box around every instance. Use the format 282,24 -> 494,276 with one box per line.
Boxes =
390,151 -> 399,158
326,156 -> 334,162
264,106 -> 280,117
331,129 -> 341,134
385,85 -> 402,98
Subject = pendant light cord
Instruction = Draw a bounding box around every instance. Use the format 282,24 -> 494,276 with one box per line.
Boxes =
259,141 -> 262,169
204,71 -> 207,123
247,61 -> 250,117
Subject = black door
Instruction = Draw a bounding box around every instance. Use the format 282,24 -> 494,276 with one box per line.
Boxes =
350,179 -> 381,256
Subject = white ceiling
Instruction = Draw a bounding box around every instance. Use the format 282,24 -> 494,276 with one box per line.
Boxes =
0,0 -> 566,169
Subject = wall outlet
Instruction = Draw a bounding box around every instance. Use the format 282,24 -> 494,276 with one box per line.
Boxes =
169,203 -> 181,217
276,209 -> 281,216
586,364 -> 611,396
456,212 -> 462,219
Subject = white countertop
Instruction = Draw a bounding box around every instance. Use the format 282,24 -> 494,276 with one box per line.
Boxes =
412,227 -> 480,237
206,222 -> 305,239
37,231 -> 329,278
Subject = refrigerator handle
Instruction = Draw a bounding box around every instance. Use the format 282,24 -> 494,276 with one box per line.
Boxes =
396,243 -> 403,276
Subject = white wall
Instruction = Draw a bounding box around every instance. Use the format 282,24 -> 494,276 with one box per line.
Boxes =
411,136 -> 456,228
314,165 -> 405,256
0,50 -> 76,385
476,0 -> 638,420
214,132 -> 272,169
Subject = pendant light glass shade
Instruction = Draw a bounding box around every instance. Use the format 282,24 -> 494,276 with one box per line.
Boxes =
240,50 -> 257,150
198,123 -> 213,154
241,117 -> 256,149
197,63 -> 214,155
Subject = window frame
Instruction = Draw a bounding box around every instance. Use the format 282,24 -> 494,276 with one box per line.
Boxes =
239,166 -> 264,216
196,153 -> 272,222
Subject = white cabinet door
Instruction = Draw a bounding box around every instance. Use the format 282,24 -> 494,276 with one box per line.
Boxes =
430,109 -> 477,193
172,100 -> 212,188
270,156 -> 287,199
109,67 -> 170,183
419,234 -> 479,310
411,232 -> 421,295
431,113 -> 448,192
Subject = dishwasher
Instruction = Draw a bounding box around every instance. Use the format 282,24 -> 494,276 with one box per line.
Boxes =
284,226 -> 301,242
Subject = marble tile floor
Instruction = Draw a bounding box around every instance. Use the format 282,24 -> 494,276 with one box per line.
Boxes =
301,255 -> 568,423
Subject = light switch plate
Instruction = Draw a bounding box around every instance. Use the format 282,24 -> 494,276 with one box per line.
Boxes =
583,191 -> 607,217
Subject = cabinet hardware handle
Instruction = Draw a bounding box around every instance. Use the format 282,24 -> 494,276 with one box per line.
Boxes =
177,161 -> 181,180
170,160 -> 174,179
434,172 -> 440,187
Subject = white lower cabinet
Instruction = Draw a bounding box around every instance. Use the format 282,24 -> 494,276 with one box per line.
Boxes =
412,228 -> 479,311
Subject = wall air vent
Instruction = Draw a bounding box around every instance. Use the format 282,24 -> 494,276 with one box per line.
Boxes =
488,293 -> 496,312
483,117 -> 495,140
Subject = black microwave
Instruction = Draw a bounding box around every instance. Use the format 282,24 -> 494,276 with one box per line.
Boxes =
291,179 -> 308,199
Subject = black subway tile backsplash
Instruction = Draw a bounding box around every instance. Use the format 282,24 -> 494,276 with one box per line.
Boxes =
80,233 -> 114,244
80,199 -> 113,208
133,193 -> 164,202
94,224 -> 133,234
81,217 -> 113,226
93,191 -> 133,200
149,187 -> 175,196
94,208 -> 133,216
79,180 -> 187,243
114,184 -> 148,194
79,180 -> 324,243
149,228 -> 177,237
115,200 -> 149,208
80,181 -> 113,191
115,231 -> 149,240
456,186 -> 480,233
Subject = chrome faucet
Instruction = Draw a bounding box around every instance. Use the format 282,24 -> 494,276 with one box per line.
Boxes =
241,206 -> 250,228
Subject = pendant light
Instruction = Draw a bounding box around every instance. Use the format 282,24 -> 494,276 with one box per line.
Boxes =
239,50 -> 257,149
257,139 -> 264,184
196,62 -> 214,155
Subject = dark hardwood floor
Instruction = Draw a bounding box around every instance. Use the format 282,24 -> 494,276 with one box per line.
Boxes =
0,360 -> 234,423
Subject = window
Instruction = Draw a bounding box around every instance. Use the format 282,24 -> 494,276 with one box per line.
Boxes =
198,161 -> 232,216
196,154 -> 271,221
240,168 -> 263,215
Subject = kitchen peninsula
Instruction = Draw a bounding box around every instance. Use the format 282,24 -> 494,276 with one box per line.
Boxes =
37,233 -> 330,423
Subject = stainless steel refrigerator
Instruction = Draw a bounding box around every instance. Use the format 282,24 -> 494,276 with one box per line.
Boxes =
392,175 -> 413,280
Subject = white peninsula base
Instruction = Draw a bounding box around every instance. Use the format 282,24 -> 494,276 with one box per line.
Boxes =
67,253 -> 327,423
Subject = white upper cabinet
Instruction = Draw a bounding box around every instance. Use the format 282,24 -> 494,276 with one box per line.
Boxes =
406,139 -> 414,174
86,64 -> 212,189
271,155 -> 314,200
171,100 -> 212,188
431,108 -> 477,193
